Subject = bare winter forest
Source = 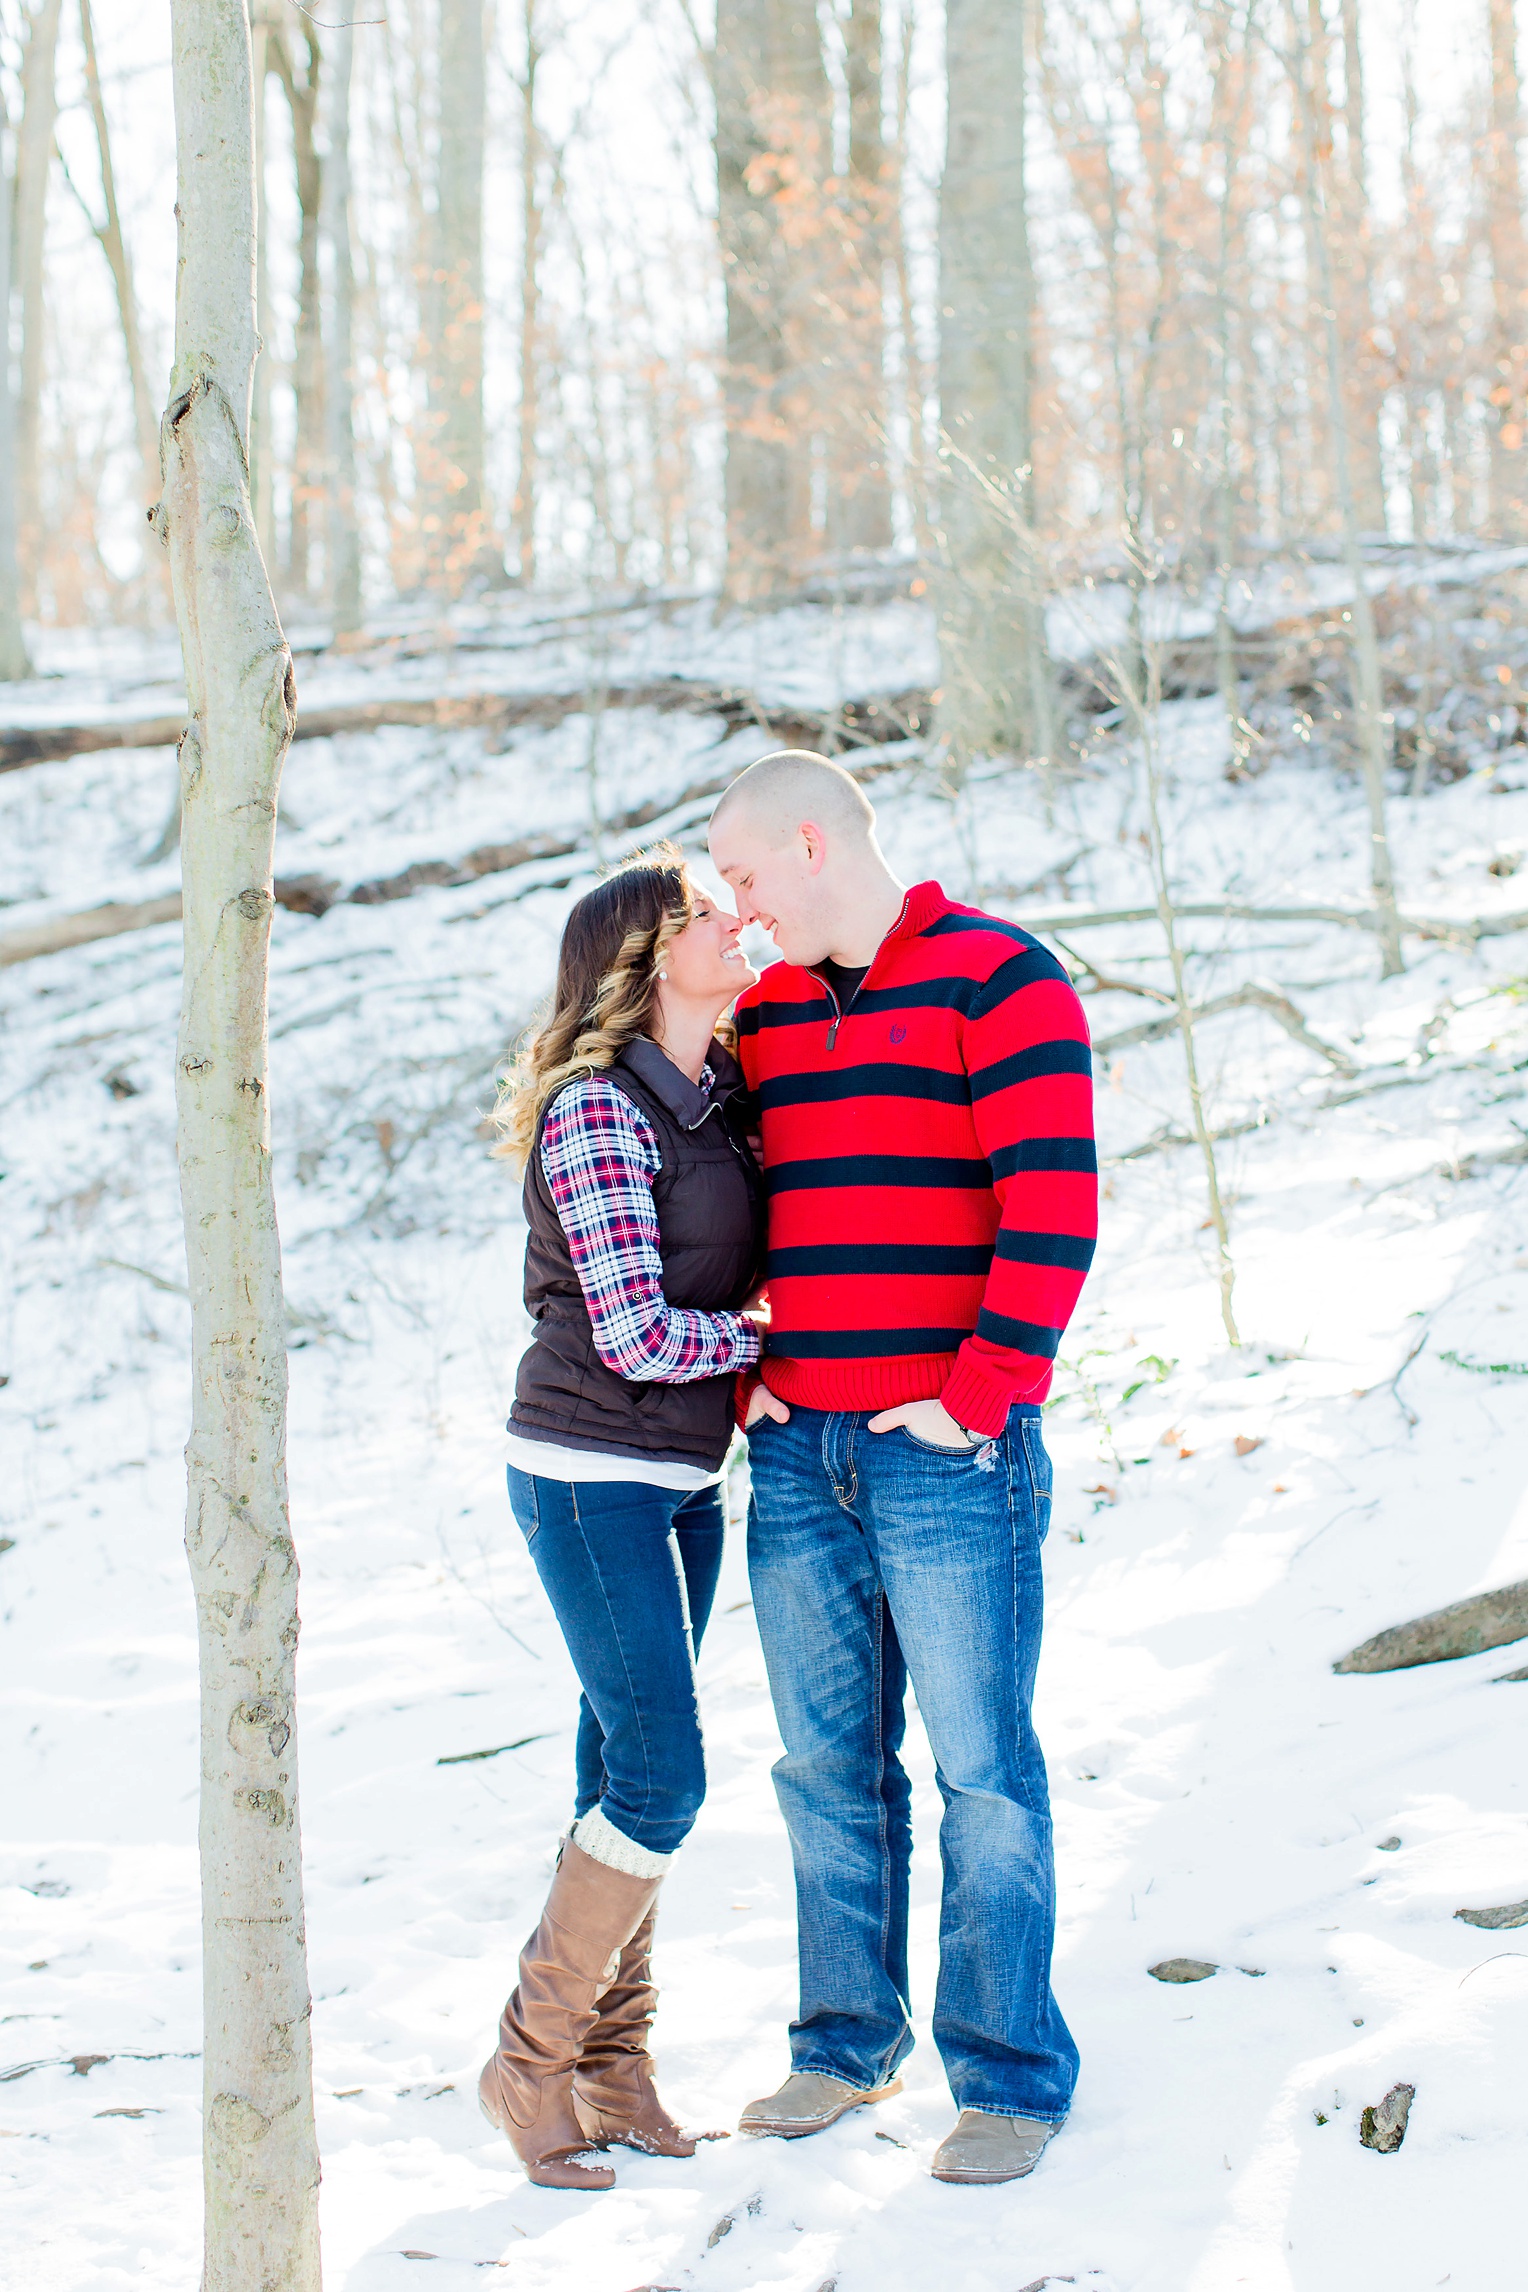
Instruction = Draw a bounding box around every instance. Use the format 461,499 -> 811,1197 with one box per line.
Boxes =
2,1 -> 1528,2288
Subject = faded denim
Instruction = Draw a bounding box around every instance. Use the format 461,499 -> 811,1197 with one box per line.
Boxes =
746,1406 -> 1078,2120
506,1467 -> 724,1855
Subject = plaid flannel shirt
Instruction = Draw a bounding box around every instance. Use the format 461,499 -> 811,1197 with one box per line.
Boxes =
540,1072 -> 761,1383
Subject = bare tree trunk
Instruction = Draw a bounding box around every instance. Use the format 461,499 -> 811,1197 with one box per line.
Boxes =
0,87 -> 33,678
271,12 -> 324,600
937,0 -> 1053,770
428,0 -> 494,588
1397,3 -> 1439,547
15,0 -> 64,584
158,1 -> 322,2281
827,0 -> 893,555
78,0 -> 161,509
890,3 -> 932,557
1291,0 -> 1404,975
1314,0 -> 1387,532
1208,0 -> 1252,769
323,23 -> 361,633
1486,0 -> 1527,532
715,0 -> 831,598
1140,678 -> 1240,1348
250,1 -> 277,570
514,0 -> 542,587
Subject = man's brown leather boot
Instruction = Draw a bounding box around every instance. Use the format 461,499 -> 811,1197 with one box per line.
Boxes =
478,1837 -> 660,2190
572,1905 -> 726,2157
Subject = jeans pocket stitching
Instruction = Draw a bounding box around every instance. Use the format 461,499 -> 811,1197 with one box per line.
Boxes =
1019,1417 -> 1053,1528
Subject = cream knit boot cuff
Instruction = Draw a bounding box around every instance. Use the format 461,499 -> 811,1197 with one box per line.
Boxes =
571,1804 -> 672,1881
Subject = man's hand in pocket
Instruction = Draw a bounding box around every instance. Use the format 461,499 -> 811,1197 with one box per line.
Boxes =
745,1383 -> 791,1429
867,1399 -> 974,1448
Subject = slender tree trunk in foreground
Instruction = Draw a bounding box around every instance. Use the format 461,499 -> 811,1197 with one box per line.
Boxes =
937,0 -> 1053,771
159,1 -> 321,2282
0,88 -> 34,679
250,1 -> 277,570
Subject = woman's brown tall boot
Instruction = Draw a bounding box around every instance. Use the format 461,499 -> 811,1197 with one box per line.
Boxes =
478,1837 -> 660,2190
572,1905 -> 725,2157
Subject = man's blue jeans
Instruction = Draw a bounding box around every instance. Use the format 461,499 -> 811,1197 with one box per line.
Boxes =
506,1468 -> 724,1856
746,1406 -> 1078,2121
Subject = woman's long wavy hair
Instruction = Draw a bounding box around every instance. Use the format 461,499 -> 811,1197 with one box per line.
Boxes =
492,847 -> 701,1169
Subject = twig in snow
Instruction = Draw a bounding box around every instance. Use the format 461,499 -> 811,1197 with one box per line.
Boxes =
1054,937 -> 1175,1004
1351,1332 -> 1429,1430
1092,983 -> 1358,1073
0,2047 -> 200,2084
436,1737 -> 550,1766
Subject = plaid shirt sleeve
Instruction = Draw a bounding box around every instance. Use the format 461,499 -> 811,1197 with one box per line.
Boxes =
540,1076 -> 761,1384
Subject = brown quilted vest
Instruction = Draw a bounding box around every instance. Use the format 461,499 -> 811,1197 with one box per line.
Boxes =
509,1036 -> 766,1471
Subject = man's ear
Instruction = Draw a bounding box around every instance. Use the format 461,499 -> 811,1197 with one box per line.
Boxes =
798,820 -> 828,876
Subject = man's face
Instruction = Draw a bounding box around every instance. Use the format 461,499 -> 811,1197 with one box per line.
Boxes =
708,812 -> 832,968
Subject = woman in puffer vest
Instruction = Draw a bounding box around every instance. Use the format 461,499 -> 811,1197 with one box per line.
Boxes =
478,849 -> 766,2189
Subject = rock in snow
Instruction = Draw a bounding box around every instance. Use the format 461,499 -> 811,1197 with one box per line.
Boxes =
1454,1898 -> 1528,1930
1359,2083 -> 1416,2154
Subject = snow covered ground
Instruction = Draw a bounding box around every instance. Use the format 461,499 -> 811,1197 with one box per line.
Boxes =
3,599 -> 1527,2291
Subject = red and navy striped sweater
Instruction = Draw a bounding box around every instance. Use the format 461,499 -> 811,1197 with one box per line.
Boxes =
733,879 -> 1097,1435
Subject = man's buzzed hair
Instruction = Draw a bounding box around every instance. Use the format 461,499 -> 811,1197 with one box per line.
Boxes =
711,749 -> 876,848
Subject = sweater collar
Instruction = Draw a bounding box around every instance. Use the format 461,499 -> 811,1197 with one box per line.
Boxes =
891,879 -> 953,941
618,1034 -> 734,1130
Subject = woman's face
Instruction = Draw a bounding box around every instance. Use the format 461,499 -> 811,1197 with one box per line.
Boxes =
660,888 -> 758,1007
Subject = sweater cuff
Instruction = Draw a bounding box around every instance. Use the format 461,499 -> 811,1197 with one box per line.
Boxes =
940,1343 -> 1033,1440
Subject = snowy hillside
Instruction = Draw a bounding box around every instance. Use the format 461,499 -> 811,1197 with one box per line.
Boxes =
3,596 -> 1528,2292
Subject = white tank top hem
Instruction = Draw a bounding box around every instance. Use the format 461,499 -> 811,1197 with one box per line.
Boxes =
504,1428 -> 724,1492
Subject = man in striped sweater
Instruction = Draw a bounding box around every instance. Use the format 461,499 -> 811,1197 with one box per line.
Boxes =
709,751 -> 1096,2186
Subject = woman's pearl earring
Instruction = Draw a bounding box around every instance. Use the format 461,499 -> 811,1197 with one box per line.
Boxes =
657,969 -> 668,981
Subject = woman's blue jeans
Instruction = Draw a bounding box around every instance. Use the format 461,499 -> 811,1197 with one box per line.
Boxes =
506,1466 -> 725,1856
746,1406 -> 1078,2121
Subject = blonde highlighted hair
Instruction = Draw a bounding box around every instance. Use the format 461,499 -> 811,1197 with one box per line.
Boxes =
492,847 -> 701,1170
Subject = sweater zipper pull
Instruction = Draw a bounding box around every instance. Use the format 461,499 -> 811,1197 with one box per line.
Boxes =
819,978 -> 842,1052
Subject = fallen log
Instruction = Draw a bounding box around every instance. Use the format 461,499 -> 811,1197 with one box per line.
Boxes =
0,712 -> 188,769
0,679 -> 927,773
1011,896 -> 1528,944
0,892 -> 186,968
0,751 -> 911,967
1333,1579 -> 1528,1672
